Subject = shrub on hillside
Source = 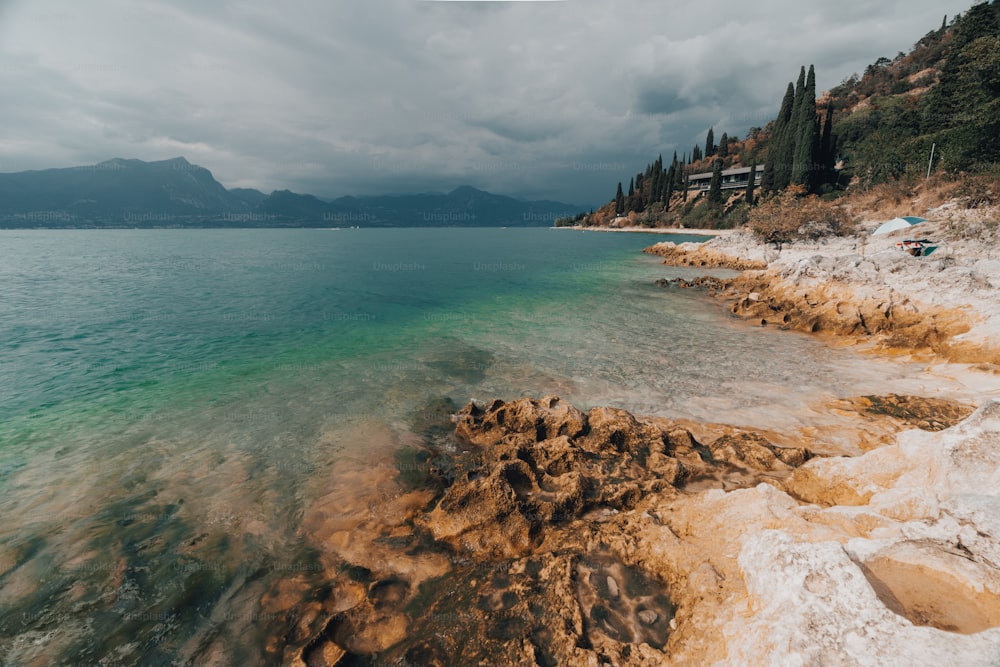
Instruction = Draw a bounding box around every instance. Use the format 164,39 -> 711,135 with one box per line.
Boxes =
748,187 -> 857,247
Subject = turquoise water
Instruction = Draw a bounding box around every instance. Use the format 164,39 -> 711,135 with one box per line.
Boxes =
0,228 -> 950,664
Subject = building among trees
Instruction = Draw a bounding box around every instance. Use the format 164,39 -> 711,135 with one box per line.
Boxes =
687,164 -> 764,193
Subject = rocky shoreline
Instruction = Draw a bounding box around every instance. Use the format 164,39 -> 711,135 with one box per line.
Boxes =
274,216 -> 1000,665
276,391 -> 995,666
645,218 -> 1000,365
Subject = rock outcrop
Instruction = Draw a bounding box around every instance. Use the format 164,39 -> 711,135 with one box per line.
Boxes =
644,241 -> 767,270
651,229 -> 1000,364
279,394 -> 1000,665
285,396 -> 817,665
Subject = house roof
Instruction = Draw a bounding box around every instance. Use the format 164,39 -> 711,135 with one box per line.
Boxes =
689,165 -> 764,180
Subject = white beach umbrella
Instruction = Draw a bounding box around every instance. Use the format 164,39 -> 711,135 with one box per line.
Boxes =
872,216 -> 927,236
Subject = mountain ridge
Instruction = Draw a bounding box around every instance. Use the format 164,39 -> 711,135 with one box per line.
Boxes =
0,157 -> 581,228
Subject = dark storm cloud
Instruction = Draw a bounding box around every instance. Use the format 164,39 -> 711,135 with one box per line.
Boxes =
0,0 -> 977,206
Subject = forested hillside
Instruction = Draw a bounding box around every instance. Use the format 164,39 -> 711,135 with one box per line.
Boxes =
569,0 -> 1000,230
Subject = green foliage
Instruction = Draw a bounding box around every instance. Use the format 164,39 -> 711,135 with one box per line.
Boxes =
831,2 -> 1000,181
745,157 -> 757,206
705,127 -> 715,157
761,81 -> 797,194
679,199 -> 724,228
554,212 -> 587,227
708,159 -> 724,203
722,201 -> 751,229
791,65 -> 820,190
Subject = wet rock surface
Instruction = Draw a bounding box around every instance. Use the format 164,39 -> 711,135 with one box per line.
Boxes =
274,396 -> 1000,666
282,396 -> 817,665
840,393 -> 975,432
644,242 -> 767,271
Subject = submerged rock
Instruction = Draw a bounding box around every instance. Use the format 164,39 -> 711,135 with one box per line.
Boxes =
289,396 -> 1000,665
708,431 -> 813,471
288,396 -> 819,665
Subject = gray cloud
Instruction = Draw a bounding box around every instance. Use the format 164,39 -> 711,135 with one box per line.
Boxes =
0,0 -> 975,207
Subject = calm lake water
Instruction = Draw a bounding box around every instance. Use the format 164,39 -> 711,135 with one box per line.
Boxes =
0,228 -> 965,665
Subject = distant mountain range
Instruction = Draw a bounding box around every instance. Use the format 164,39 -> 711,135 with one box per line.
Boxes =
0,157 -> 581,228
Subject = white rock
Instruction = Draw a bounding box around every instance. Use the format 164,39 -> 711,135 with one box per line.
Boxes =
606,575 -> 619,598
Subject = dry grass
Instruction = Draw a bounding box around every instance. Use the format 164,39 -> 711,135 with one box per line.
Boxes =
748,186 -> 856,245
845,174 -> 999,223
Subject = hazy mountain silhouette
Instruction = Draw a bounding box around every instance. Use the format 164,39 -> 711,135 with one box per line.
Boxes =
0,157 -> 579,227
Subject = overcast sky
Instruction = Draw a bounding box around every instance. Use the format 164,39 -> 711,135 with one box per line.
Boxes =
0,0 -> 974,206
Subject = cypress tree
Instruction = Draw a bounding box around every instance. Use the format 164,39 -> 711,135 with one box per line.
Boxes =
615,182 -> 625,214
761,81 -> 796,194
745,157 -> 757,206
819,101 -> 835,184
708,158 -> 724,203
705,127 -> 715,157
664,172 -> 675,211
628,178 -> 635,197
791,64 -> 819,190
719,132 -> 729,158
776,74 -> 802,191
791,66 -> 806,125
692,145 -> 703,162
776,66 -> 806,191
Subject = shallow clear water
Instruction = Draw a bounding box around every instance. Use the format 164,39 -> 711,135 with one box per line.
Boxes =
0,228 -> 983,664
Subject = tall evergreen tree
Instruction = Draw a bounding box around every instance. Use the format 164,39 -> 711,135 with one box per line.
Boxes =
718,132 -> 729,158
615,182 -> 625,214
791,66 -> 806,123
628,178 -> 635,197
664,172 -> 675,211
819,101 -> 835,183
776,66 -> 806,189
692,145 -> 703,162
705,127 -> 715,157
745,157 -> 757,206
760,82 -> 796,194
707,158 -> 724,203
791,64 -> 819,190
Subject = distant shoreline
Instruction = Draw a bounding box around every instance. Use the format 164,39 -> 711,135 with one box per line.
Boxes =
558,225 -> 735,236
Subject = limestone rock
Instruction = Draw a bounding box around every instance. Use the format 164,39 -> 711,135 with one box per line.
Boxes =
579,406 -> 665,456
643,241 -> 767,270
707,431 -> 813,472
454,395 -> 587,447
